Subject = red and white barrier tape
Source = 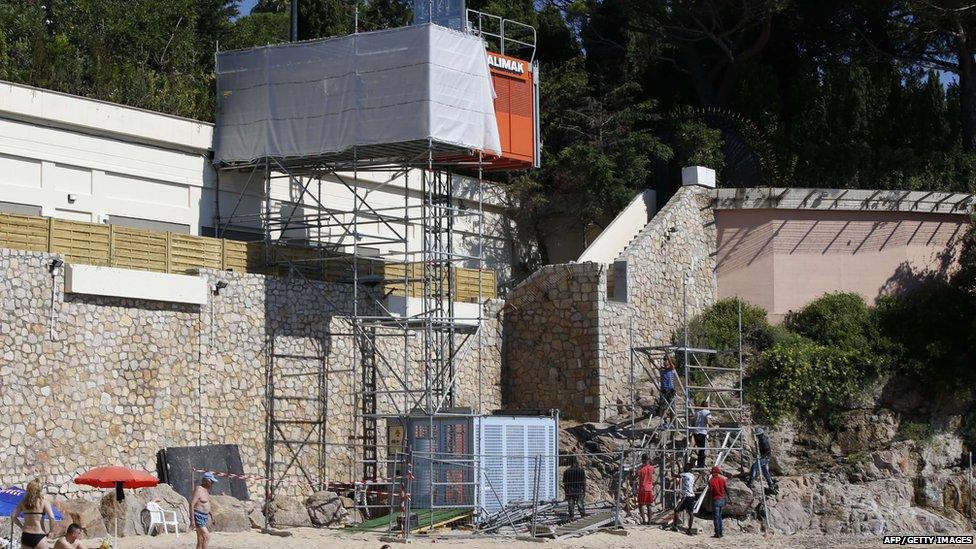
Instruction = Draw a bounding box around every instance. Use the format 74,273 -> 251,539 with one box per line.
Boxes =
191,468 -> 409,497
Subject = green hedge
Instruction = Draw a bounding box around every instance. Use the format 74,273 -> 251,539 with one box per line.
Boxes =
746,336 -> 874,423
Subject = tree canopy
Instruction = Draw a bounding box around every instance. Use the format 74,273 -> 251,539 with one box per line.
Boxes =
2,0 -> 975,265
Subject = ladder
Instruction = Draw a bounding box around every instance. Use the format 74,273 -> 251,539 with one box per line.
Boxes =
751,431 -> 774,533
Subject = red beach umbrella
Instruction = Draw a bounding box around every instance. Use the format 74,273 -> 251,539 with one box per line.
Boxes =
75,466 -> 159,489
75,466 -> 160,545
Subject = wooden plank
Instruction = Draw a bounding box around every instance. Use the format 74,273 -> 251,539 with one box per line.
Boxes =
0,213 -> 499,300
222,239 -> 249,272
51,219 -> 111,266
169,234 -> 223,273
0,213 -> 49,252
112,226 -> 168,272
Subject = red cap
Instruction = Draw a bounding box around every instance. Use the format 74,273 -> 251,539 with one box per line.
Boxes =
711,466 -> 721,475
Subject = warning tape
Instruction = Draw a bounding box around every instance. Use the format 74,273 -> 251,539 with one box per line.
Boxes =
190,468 -> 410,498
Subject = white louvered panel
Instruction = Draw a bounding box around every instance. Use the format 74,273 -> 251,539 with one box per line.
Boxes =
480,423 -> 506,514
505,424 -> 526,503
475,416 -> 558,519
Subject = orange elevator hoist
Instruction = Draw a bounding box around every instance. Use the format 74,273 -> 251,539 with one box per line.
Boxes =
487,51 -> 540,170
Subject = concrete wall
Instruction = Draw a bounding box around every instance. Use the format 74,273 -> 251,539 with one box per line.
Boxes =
0,247 -> 502,498
715,208 -> 969,322
504,186 -> 717,421
577,190 -> 657,264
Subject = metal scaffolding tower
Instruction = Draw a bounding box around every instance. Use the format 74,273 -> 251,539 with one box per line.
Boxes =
627,302 -> 747,510
212,7 -> 539,528
214,146 -> 489,514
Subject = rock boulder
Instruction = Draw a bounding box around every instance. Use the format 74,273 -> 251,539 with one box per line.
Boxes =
305,491 -> 348,527
52,498 -> 107,538
264,496 -> 311,528
99,483 -> 189,537
210,495 -> 251,532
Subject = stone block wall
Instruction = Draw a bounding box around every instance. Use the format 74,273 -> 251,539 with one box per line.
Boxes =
600,185 -> 717,415
0,248 -> 503,498
503,186 -> 717,421
503,262 -> 604,419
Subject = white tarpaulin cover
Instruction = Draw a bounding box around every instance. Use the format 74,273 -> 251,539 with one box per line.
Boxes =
214,23 -> 501,164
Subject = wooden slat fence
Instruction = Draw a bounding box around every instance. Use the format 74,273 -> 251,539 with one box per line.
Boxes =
0,213 -> 496,300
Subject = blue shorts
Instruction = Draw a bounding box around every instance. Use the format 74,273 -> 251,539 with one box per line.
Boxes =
194,510 -> 210,528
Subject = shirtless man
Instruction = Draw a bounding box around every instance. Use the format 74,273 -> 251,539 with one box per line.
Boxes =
52,524 -> 84,549
189,472 -> 217,549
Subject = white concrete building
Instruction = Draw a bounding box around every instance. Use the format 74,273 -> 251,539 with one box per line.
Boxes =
0,80 -> 517,281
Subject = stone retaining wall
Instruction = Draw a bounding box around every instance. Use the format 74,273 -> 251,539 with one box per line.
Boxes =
504,186 -> 716,421
601,185 -> 717,415
503,262 -> 603,419
0,248 -> 502,498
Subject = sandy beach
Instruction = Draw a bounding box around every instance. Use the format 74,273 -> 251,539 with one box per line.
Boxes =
104,527 -> 905,549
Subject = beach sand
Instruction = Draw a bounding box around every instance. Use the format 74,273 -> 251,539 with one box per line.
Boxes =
107,527 -> 896,549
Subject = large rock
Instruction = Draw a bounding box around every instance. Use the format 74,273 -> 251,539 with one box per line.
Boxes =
140,484 -> 190,535
768,473 -> 966,535
99,483 -> 189,537
919,434 -> 965,475
243,499 -> 266,529
264,496 -> 311,528
305,491 -> 348,527
833,410 -> 898,455
52,498 -> 107,538
723,478 -> 755,518
844,441 -> 918,482
210,495 -> 251,532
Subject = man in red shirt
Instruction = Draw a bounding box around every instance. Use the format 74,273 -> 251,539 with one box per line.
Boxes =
635,454 -> 655,525
706,466 -> 728,538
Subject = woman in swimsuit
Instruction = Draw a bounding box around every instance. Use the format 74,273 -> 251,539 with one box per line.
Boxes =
12,479 -> 56,549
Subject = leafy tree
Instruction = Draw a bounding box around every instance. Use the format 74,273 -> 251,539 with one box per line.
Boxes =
299,0 -> 410,39
223,11 -> 290,50
853,0 -> 976,152
508,56 -> 672,264
672,119 -> 724,172
619,0 -> 784,108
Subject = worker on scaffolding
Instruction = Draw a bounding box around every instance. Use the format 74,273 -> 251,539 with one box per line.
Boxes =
563,455 -> 587,521
693,398 -> 711,469
670,461 -> 696,535
657,354 -> 677,421
635,454 -> 656,525
748,427 -> 778,494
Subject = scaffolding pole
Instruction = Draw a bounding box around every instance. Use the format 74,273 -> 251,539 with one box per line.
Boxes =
216,140 -> 488,523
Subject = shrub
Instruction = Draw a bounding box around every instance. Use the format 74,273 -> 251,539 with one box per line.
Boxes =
746,336 -> 873,424
873,282 -> 976,388
895,421 -> 933,444
785,292 -> 873,349
686,298 -> 782,366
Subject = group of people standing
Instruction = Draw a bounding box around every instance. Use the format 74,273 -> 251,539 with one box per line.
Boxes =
562,452 -> 734,538
561,351 -> 776,538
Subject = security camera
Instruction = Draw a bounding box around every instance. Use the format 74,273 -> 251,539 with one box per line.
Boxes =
48,259 -> 64,274
212,280 -> 229,295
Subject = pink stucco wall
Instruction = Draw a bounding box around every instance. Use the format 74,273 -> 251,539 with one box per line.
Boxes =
715,209 -> 968,322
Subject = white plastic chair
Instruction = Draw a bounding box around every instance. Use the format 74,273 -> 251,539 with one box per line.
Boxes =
146,501 -> 180,537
